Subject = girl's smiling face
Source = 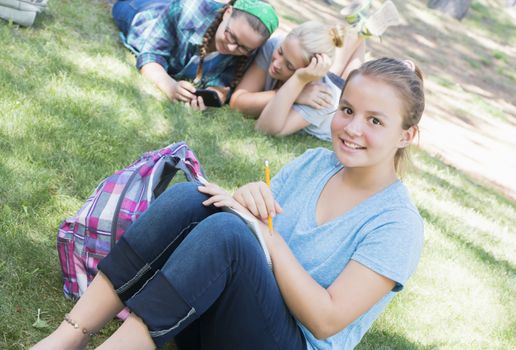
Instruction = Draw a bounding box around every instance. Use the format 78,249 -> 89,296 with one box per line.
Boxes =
331,74 -> 415,172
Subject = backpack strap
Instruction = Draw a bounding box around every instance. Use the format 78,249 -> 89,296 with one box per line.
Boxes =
149,142 -> 207,199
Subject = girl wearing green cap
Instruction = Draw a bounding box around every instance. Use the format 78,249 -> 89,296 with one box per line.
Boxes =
111,0 -> 278,109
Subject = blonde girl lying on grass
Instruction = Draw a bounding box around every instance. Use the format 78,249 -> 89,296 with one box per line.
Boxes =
230,21 -> 366,140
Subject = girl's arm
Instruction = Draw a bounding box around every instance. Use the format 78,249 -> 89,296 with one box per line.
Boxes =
233,182 -> 395,340
255,54 -> 332,136
266,233 -> 394,339
140,62 -> 196,102
229,62 -> 276,117
254,73 -> 311,136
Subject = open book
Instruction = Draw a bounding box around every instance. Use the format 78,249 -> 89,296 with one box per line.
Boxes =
222,206 -> 272,269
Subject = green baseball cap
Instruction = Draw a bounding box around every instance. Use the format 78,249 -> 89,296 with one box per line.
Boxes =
233,0 -> 279,35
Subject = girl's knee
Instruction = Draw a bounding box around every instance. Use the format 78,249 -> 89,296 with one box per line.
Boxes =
198,213 -> 255,247
202,212 -> 247,231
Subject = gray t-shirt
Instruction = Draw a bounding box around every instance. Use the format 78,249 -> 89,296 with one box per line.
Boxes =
255,37 -> 344,141
271,148 -> 424,350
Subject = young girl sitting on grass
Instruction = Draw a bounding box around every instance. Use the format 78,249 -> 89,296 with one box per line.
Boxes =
230,21 -> 365,140
32,57 -> 425,350
112,0 -> 278,109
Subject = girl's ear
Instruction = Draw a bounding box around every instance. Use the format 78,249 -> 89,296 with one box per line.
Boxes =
223,6 -> 233,19
399,125 -> 417,148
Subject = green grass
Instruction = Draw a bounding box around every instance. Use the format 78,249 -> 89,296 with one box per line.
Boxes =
468,95 -> 510,123
432,76 -> 455,89
463,56 -> 483,70
497,66 -> 516,82
1,1 -> 515,349
493,50 -> 508,63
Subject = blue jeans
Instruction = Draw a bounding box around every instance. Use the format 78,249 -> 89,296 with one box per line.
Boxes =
98,182 -> 307,349
112,0 -> 168,35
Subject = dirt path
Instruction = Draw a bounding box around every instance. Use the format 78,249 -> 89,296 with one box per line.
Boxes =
270,0 -> 516,200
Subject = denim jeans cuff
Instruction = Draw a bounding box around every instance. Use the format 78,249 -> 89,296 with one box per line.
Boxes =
126,270 -> 197,347
98,236 -> 151,302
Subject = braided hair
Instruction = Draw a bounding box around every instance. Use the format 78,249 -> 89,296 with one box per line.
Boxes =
195,0 -> 271,89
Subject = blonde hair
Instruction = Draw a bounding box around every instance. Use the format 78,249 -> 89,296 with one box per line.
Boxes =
286,21 -> 346,63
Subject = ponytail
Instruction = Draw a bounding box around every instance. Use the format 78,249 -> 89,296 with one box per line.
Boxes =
287,21 -> 347,63
329,26 -> 345,48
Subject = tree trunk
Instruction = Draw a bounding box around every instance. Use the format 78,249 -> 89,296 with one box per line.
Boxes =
427,0 -> 472,20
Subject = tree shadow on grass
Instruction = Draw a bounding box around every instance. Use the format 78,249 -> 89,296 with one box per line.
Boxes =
409,149 -> 515,278
418,147 -> 514,206
0,42 -> 177,202
418,206 -> 516,279
371,14 -> 515,106
412,163 -> 515,225
408,151 -> 514,263
0,92 -> 167,198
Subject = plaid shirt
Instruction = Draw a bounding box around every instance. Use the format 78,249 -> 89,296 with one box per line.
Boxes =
125,0 -> 240,88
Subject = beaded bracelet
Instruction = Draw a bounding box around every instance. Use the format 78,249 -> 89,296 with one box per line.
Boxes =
64,314 -> 96,337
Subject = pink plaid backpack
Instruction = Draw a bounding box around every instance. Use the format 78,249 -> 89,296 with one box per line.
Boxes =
57,142 -> 207,300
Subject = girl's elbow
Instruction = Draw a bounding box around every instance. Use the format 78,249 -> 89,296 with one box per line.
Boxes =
312,326 -> 338,340
229,96 -> 238,110
267,126 -> 294,137
308,318 -> 350,340
254,123 -> 284,136
229,91 -> 247,111
276,128 -> 294,137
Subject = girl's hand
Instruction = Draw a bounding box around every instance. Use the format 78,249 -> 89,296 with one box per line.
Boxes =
233,181 -> 283,221
295,82 -> 334,109
295,53 -> 332,84
206,86 -> 229,105
198,183 -> 247,212
186,87 -> 227,110
189,96 -> 207,111
171,80 -> 196,102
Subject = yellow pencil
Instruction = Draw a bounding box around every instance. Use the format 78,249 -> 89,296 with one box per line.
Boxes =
265,160 -> 273,234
